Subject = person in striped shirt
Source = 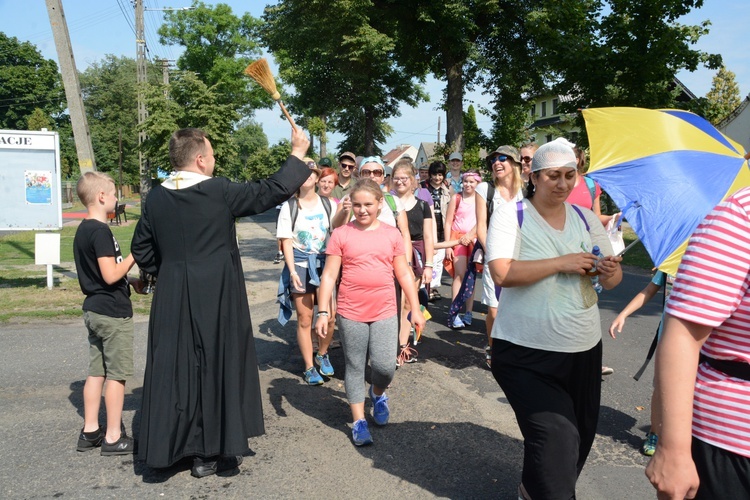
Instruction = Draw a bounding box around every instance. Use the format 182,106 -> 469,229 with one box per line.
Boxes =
646,186 -> 750,499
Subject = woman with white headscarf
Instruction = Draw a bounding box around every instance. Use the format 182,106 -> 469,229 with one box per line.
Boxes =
486,140 -> 623,499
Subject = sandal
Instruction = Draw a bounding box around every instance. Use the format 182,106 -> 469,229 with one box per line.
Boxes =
397,343 -> 418,366
484,345 -> 492,370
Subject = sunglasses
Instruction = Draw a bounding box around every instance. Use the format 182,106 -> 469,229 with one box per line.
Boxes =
521,156 -> 533,163
360,169 -> 384,177
340,163 -> 356,170
489,155 -> 510,164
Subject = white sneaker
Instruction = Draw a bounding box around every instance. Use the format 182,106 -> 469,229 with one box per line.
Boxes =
451,315 -> 465,329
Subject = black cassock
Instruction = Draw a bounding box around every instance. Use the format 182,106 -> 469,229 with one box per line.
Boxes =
131,156 -> 308,467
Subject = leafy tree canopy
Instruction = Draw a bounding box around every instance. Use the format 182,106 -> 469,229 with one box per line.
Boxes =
140,71 -> 239,177
522,0 -> 721,146
158,1 -> 268,115
0,33 -> 63,130
79,55 -> 162,185
261,0 -> 426,155
703,64 -> 742,125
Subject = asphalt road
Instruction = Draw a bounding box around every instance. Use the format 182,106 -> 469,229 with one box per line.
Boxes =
0,209 -> 664,499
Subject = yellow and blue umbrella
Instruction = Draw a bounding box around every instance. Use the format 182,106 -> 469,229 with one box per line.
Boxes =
583,107 -> 750,275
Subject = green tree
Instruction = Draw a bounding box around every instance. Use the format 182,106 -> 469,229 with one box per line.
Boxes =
141,71 -> 240,176
0,33 -> 64,130
702,65 -> 741,125
374,0 -> 500,150
79,55 -> 161,185
461,104 -> 486,171
54,117 -> 78,179
333,108 -> 393,157
524,0 -> 721,145
26,108 -> 52,130
158,1 -> 267,115
243,138 -> 291,182
261,0 -> 426,155
228,119 -> 268,181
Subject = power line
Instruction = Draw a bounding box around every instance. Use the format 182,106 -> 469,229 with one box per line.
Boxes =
23,6 -> 122,43
116,0 -> 136,36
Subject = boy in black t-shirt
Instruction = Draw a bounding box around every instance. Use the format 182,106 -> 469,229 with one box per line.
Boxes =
73,172 -> 143,455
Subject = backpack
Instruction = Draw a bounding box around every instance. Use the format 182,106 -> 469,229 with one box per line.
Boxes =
288,196 -> 333,234
485,183 -> 495,226
383,192 -> 400,223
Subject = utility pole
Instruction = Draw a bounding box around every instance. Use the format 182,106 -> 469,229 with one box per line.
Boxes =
155,59 -> 173,98
118,129 -> 123,200
45,0 -> 96,173
437,116 -> 441,145
135,0 -> 149,204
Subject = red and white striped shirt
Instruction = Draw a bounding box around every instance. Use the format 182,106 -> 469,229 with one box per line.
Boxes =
665,186 -> 750,458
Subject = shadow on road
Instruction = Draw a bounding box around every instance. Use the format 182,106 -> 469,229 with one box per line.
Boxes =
267,375 -> 523,498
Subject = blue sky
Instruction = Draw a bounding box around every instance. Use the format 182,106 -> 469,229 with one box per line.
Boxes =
1,0 -> 747,152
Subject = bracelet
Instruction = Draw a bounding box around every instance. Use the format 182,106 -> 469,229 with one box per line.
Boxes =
316,311 -> 329,317
424,262 -> 434,267
290,271 -> 298,276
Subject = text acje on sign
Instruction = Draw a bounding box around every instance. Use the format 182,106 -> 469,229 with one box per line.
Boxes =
0,132 -> 55,150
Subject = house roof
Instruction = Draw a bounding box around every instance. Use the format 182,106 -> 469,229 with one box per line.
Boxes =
718,93 -> 750,129
419,142 -> 437,159
529,116 -> 566,129
382,144 -> 417,166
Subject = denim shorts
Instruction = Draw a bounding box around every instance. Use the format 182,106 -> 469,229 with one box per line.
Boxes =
84,311 -> 134,381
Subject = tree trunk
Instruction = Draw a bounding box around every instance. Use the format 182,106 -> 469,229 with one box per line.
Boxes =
445,57 -> 464,151
364,106 -> 376,156
319,115 -> 327,158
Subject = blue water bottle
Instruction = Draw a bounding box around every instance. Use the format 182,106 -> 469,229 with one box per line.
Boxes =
589,245 -> 603,293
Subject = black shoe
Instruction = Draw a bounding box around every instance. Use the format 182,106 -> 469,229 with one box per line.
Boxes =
428,289 -> 441,302
101,432 -> 135,456
77,426 -> 104,452
191,455 -> 243,478
273,252 -> 283,264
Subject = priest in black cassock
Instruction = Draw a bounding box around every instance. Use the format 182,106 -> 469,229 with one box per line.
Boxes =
131,127 -> 311,477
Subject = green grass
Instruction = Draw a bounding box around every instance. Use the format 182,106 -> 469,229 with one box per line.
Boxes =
620,226 -> 654,270
0,204 -> 150,322
0,207 -> 140,265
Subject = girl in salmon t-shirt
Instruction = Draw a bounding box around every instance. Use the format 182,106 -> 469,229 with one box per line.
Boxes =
315,179 -> 425,447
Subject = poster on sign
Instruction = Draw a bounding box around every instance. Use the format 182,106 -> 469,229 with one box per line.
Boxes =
0,130 -> 62,230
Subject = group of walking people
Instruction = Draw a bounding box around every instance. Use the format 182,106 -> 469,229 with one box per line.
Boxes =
74,122 -> 750,498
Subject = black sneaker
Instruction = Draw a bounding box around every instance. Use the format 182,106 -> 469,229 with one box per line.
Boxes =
273,252 -> 284,264
77,426 -> 104,452
191,455 -> 243,478
101,432 -> 135,456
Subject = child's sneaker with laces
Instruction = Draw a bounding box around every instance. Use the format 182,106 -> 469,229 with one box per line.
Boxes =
315,352 -> 334,377
303,366 -> 324,385
352,419 -> 373,446
369,386 -> 390,426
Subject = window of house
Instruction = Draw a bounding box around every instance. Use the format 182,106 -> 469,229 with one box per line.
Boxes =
541,101 -> 547,117
530,104 -> 536,118
552,98 -> 559,115
545,134 -> 552,143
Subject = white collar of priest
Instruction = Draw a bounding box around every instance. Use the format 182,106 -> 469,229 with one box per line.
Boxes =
162,170 -> 212,190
